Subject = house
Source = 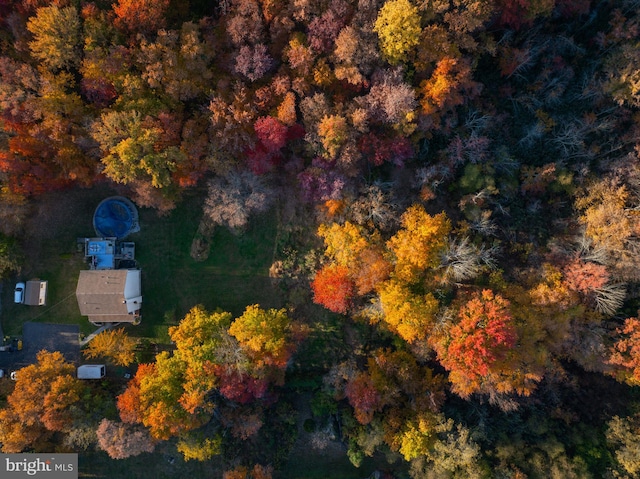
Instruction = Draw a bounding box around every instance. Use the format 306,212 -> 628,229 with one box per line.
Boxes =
24,280 -> 48,306
76,269 -> 142,324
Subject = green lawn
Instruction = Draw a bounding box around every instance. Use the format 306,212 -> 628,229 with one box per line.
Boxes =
132,190 -> 283,340
1,186 -> 283,342
2,186 -> 108,337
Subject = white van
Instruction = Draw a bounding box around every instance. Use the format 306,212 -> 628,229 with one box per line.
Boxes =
77,364 -> 106,379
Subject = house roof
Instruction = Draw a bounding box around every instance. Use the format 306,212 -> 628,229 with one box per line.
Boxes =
76,269 -> 141,323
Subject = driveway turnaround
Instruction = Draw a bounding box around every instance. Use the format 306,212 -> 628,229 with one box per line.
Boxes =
0,322 -> 80,371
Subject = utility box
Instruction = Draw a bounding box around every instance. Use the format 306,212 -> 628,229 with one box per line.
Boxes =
77,364 -> 106,379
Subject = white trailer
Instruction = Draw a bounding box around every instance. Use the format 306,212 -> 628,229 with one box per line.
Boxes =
77,364 -> 106,379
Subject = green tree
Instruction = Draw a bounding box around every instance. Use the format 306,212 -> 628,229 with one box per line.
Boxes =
0,233 -> 22,279
409,418 -> 485,479
137,23 -> 214,102
92,110 -> 184,188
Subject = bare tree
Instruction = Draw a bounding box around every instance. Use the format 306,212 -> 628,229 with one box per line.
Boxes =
203,170 -> 274,232
438,237 -> 497,284
594,283 -> 627,316
348,184 -> 398,230
96,419 -> 155,459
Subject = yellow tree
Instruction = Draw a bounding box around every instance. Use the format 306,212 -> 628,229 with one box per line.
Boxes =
317,221 -> 370,267
176,431 -> 223,461
118,353 -> 208,440
229,305 -> 293,370
92,110 -> 184,189
318,114 -> 349,159
607,414 -> 640,477
378,279 -> 439,343
387,205 -> 451,284
575,178 -> 640,281
117,307 -> 236,439
374,0 -> 422,65
576,180 -> 635,253
419,57 -> 477,117
27,5 -> 81,71
83,327 -> 138,366
396,413 -> 439,461
169,306 -> 235,411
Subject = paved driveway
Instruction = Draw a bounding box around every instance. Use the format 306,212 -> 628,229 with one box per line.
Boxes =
0,322 -> 80,370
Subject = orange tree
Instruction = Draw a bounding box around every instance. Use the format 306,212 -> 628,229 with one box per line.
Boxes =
0,351 -> 85,452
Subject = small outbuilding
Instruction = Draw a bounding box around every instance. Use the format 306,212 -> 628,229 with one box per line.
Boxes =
24,280 -> 48,306
76,269 -> 142,324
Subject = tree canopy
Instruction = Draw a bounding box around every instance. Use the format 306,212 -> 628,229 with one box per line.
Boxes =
2,0 -> 640,476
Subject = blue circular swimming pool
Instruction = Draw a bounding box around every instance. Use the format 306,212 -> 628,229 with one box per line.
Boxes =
93,197 -> 139,239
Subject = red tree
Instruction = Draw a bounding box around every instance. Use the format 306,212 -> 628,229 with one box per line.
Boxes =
432,290 -> 518,398
563,259 -> 609,294
0,131 -> 71,195
213,365 -> 269,404
358,133 -> 414,167
308,10 -> 344,53
609,317 -> 640,386
246,144 -> 280,175
112,0 -> 170,35
254,116 -> 288,153
345,372 -> 380,425
117,363 -> 155,424
235,44 -> 274,82
311,264 -> 355,314
446,290 -> 517,377
495,0 -> 555,30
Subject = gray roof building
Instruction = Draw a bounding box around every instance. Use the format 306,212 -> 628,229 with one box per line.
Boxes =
76,269 -> 142,323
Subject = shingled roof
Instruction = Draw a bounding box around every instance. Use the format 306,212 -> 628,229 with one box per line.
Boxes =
76,269 -> 142,323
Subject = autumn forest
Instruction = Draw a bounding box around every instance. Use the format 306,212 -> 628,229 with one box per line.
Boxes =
1,0 -> 640,477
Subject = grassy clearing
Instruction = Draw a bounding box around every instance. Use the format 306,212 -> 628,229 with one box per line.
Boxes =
1,186 -> 283,343
131,190 -> 283,340
2,186 -> 113,337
